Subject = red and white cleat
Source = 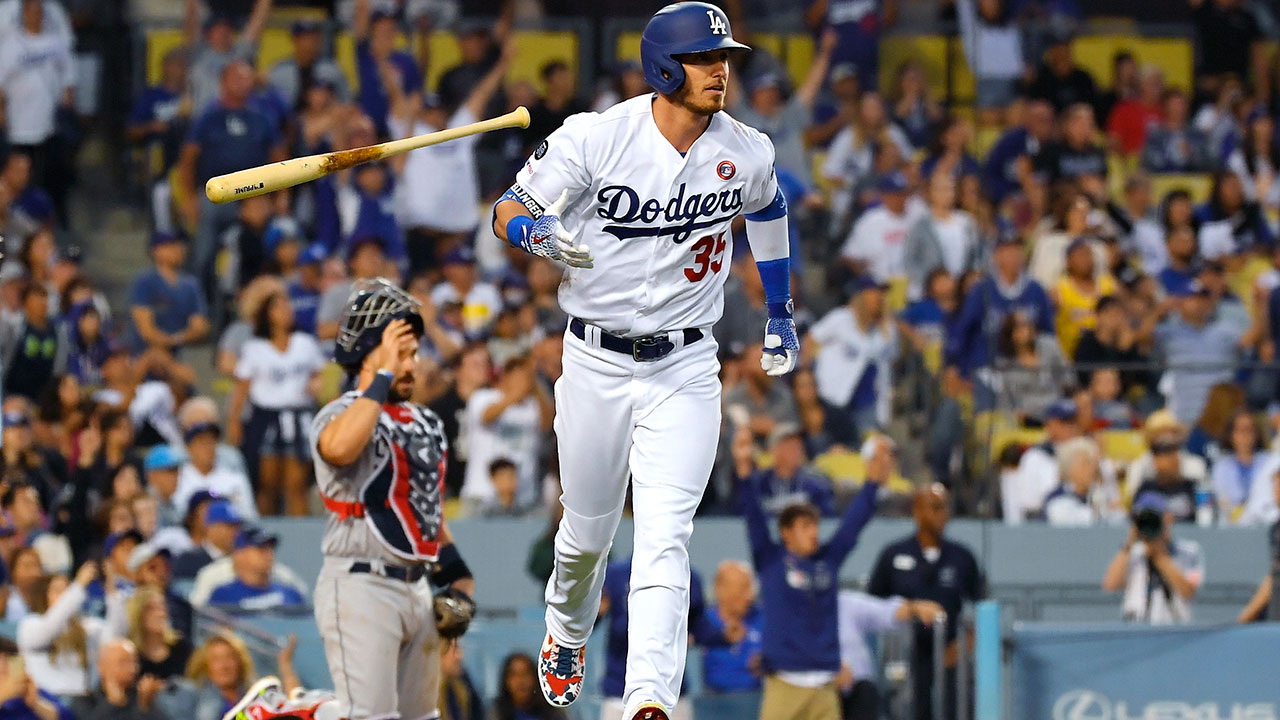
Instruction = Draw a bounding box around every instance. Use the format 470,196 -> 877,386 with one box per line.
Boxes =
537,632 -> 585,707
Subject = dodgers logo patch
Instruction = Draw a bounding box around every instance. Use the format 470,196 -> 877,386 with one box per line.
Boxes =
717,160 -> 736,180
533,140 -> 548,160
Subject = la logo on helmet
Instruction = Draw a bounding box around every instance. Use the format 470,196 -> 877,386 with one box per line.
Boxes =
707,9 -> 727,35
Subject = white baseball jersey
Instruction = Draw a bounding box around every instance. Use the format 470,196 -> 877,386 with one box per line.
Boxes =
511,94 -> 779,337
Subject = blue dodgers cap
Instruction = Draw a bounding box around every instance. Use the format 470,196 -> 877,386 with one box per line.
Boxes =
143,444 -> 185,472
1045,398 -> 1078,422
205,500 -> 244,526
234,526 -> 279,550
1132,491 -> 1169,515
291,18 -> 322,35
442,244 -> 477,266
877,171 -> 909,193
263,217 -> 303,253
103,529 -> 144,556
150,231 -> 185,248
845,274 -> 888,296
299,242 -> 328,266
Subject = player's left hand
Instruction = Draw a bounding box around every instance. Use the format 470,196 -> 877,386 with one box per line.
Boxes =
761,317 -> 799,376
525,189 -> 594,269
434,586 -> 477,641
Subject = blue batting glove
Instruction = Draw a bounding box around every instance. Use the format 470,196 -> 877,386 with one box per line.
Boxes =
761,300 -> 799,377
521,190 -> 593,269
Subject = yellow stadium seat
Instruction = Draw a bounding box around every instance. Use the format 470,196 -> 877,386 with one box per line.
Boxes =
813,448 -> 914,496
971,126 -> 1003,159
989,428 -> 1046,461
617,31 -> 642,63
1096,429 -> 1146,464
1148,173 -> 1213,205
811,151 -> 832,196
146,28 -> 186,86
886,275 -> 908,313
878,35 -> 975,104
785,34 -> 815,93
314,362 -> 346,405
256,28 -> 295,76
1070,36 -> 1193,92
750,32 -> 786,62
270,7 -> 327,24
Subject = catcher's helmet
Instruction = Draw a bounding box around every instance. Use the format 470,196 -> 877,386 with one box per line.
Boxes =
334,278 -> 424,369
641,2 -> 750,96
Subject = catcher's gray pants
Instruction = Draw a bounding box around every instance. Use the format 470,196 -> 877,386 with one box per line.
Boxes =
315,557 -> 440,719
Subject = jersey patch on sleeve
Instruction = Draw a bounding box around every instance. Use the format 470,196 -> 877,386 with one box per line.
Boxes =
533,140 -> 548,160
509,183 -> 546,218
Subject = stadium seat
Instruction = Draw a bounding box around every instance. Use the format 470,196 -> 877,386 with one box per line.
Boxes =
256,28 -> 295,77
988,428 -> 1046,461
314,362 -> 346,405
1096,429 -> 1145,464
878,35 -> 976,105
1148,173 -> 1212,205
1070,36 -> 1193,92
146,28 -> 186,86
785,34 -> 815,92
812,447 -> 914,496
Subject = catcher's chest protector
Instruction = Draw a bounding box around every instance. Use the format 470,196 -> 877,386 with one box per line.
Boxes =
360,404 -> 448,562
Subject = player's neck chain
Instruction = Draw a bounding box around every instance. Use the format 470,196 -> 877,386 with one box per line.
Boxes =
596,182 -> 743,244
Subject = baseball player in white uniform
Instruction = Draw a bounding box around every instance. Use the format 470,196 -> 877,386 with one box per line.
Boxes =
492,4 -> 798,719
221,279 -> 476,720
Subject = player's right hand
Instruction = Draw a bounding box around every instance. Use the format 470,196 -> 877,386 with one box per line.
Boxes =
522,189 -> 594,269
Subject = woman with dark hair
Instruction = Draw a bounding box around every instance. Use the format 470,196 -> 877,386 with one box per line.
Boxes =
487,653 -> 566,720
992,311 -> 1070,425
63,301 -> 113,387
1226,110 -> 1280,210
225,291 -> 326,515
920,114 -> 980,181
1195,170 -> 1274,257
1209,410 -> 1273,523
1028,185 -> 1105,289
34,373 -> 85,460
18,228 -> 56,293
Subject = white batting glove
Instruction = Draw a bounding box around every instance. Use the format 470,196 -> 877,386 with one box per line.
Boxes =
520,189 -> 593,269
761,317 -> 799,377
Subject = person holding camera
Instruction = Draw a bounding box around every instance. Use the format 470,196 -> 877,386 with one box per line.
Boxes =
1102,492 -> 1204,624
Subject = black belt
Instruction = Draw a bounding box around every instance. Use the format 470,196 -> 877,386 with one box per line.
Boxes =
569,318 -> 703,362
349,561 -> 427,583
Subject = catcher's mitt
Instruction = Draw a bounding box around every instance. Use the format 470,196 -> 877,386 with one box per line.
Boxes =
434,587 -> 476,640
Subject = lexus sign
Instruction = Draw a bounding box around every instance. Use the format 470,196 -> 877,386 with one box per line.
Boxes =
1053,690 -> 1278,720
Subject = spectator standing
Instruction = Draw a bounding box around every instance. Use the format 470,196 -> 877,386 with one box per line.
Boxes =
885,60 -> 941,151
430,343 -> 491,498
867,485 -> 985,720
176,60 -> 287,293
840,171 -> 918,287
954,0 -> 1024,124
0,0 -> 73,211
314,235 -> 388,341
820,94 -> 914,231
182,0 -> 270,116
809,0 -> 898,90
126,48 -> 190,233
981,98 -> 1054,204
225,290 -> 326,516
739,446 -> 884,720
2,284 -> 63,402
808,276 -> 899,444
127,232 -> 210,356
205,528 -> 305,611
524,59 -> 590,156
431,246 -> 502,341
0,634 -> 74,720
730,30 -> 837,182
702,561 -> 763,694
904,173 -> 978,301
267,19 -> 349,111
389,42 -> 511,275
944,232 -> 1054,379
1227,110 -> 1280,210
459,355 -> 552,508
70,639 -> 166,720
1040,103 -> 1106,184
352,0 -> 423,137
1148,281 -> 1254,426
732,425 -> 836,517
1190,0 -> 1264,95
1141,89 -> 1211,173
1105,66 -> 1163,158
1102,492 -> 1202,624
835,590 -> 944,720
1023,34 -> 1099,116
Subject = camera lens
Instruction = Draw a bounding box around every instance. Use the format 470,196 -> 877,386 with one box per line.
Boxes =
1133,508 -> 1163,539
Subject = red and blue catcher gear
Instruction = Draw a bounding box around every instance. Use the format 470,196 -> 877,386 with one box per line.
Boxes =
640,2 -> 750,95
359,403 -> 448,561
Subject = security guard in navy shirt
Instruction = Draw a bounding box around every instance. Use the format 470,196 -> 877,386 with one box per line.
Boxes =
867,484 -> 985,720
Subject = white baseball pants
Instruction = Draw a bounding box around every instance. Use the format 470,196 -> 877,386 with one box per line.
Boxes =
545,326 -> 721,718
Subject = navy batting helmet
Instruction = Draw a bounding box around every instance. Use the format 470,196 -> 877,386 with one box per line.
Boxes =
641,2 -> 750,96
334,278 -> 424,369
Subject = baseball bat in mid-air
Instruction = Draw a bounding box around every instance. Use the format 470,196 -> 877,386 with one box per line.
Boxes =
205,106 -> 531,204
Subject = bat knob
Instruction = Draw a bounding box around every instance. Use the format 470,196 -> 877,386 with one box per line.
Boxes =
514,106 -> 531,129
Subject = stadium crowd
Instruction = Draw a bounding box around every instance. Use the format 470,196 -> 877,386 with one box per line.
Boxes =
1,0 -> 1280,718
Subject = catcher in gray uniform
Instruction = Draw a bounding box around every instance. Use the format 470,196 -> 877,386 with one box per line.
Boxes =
234,278 -> 476,720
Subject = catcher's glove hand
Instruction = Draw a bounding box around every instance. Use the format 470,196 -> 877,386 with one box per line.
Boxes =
434,587 -> 476,641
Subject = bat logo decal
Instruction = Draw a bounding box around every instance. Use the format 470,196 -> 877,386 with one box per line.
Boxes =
235,183 -> 266,195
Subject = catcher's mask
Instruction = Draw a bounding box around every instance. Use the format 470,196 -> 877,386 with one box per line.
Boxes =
333,277 -> 425,370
